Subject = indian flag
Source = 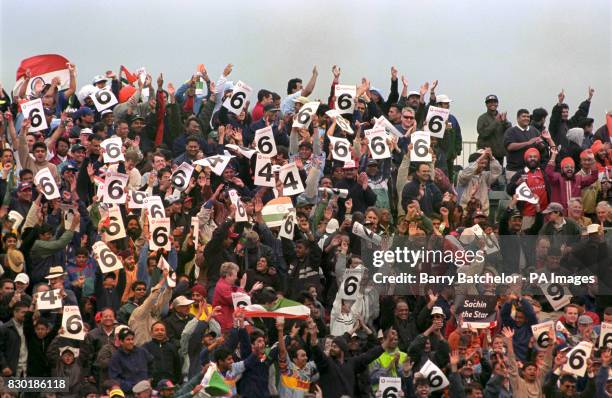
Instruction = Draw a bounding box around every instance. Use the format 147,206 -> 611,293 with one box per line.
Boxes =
14,54 -> 71,97
261,196 -> 293,227
239,297 -> 310,319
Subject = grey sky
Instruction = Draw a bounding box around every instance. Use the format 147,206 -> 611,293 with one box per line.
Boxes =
1,0 -> 610,142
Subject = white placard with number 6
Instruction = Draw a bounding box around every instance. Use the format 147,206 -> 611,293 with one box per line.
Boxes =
424,106 -> 450,139
254,126 -> 277,157
21,98 -> 48,132
279,209 -> 296,240
232,292 -> 252,309
223,80 -> 252,115
410,131 -> 432,161
339,268 -> 363,300
172,162 -> 194,191
516,182 -> 539,204
279,163 -> 304,196
128,190 -> 149,209
419,359 -> 449,391
93,241 -> 124,273
35,289 -> 63,310
599,322 -> 612,349
365,127 -> 390,160
34,168 -> 60,199
328,136 -> 352,162
105,205 -> 126,242
91,88 -> 118,111
144,196 -> 166,218
562,341 -> 593,377
61,305 -> 85,340
335,85 -> 356,114
102,136 -> 125,163
531,321 -> 554,350
103,171 -> 129,204
149,217 -> 171,250
379,377 -> 401,398
293,101 -> 320,129
228,189 -> 248,222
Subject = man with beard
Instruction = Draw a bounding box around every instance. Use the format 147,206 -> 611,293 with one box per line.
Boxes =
309,316 -> 395,398
546,148 -> 598,212
507,147 -> 550,229
117,281 -> 148,325
591,140 -> 611,171
576,149 -> 600,217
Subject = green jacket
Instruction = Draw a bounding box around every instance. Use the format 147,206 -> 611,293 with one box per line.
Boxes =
476,111 -> 511,159
30,230 -> 75,261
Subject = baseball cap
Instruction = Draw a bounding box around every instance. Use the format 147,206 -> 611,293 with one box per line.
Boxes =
292,96 -> 310,105
14,273 -> 29,285
18,182 -> 33,192
156,380 -> 175,391
263,104 -> 280,113
92,75 -> 108,85
132,380 -> 151,394
172,296 -> 195,307
325,218 -> 340,234
431,306 -> 445,317
343,160 -> 357,169
485,95 -> 499,103
578,315 -> 593,325
407,90 -> 420,97
71,144 -> 86,152
542,202 -> 564,214
109,389 -> 125,398
101,109 -> 113,116
436,94 -> 452,104
509,209 -> 523,219
80,128 -> 93,135
77,107 -> 94,118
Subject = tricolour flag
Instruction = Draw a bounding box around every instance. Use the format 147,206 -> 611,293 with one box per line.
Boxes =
14,54 -> 71,97
120,65 -> 138,85
261,196 -> 293,228
238,297 -> 310,319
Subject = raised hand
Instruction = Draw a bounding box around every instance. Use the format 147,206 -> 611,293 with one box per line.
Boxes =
588,86 -> 594,100
157,73 -> 164,89
558,89 -> 565,104
223,64 -> 233,77
449,350 -> 460,366
501,327 -> 514,340
419,82 -> 430,97
401,75 -> 408,88
332,65 -> 341,80
391,66 -> 398,81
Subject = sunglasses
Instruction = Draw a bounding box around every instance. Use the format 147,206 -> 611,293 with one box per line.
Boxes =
402,115 -> 415,120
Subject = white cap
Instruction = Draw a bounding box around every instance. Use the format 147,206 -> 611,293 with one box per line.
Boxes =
100,109 -> 113,116
92,75 -> 107,85
343,160 -> 357,169
325,218 -> 340,234
172,295 -> 194,307
59,346 -> 80,358
80,128 -> 93,135
407,90 -> 420,97
114,324 -> 129,336
14,273 -> 29,285
431,306 -> 445,317
436,94 -> 452,104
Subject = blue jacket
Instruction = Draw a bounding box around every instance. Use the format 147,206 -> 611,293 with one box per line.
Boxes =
108,346 -> 153,392
248,119 -> 290,148
500,298 -> 538,362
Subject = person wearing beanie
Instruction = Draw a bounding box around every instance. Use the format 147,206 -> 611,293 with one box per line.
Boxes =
476,94 -> 511,164
507,146 -> 550,229
558,127 -> 586,167
546,146 -> 598,212
188,284 -> 213,320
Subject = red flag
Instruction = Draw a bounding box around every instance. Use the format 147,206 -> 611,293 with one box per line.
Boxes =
120,65 -> 138,85
14,54 -> 71,97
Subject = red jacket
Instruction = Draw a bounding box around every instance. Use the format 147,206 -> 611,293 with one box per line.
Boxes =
251,102 -> 264,122
212,278 -> 245,332
545,164 -> 597,212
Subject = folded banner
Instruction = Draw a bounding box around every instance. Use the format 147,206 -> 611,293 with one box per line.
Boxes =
239,298 -> 310,319
262,196 -> 293,227
14,54 -> 71,97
